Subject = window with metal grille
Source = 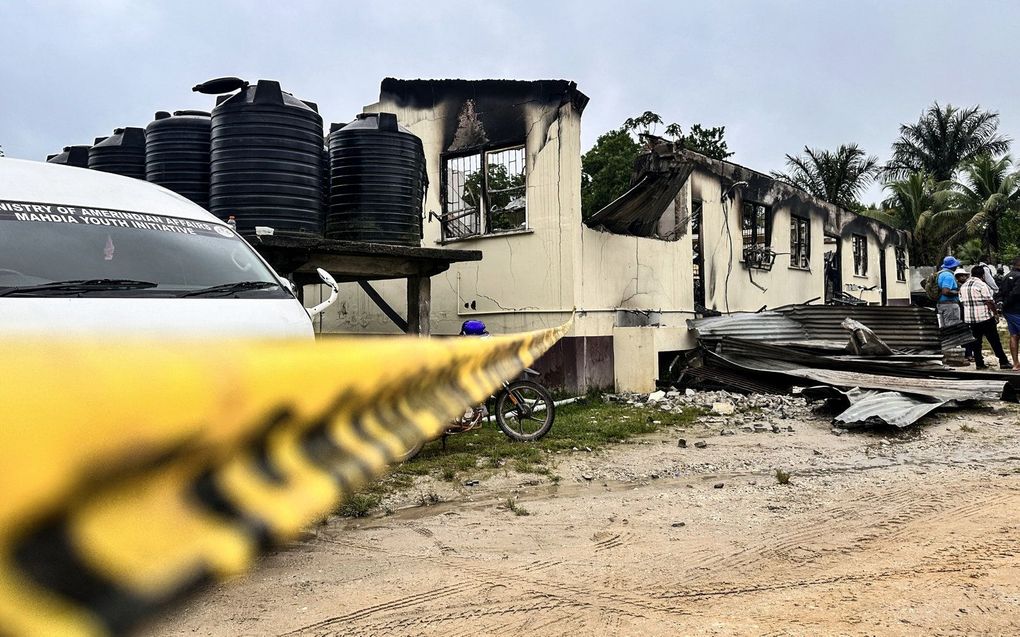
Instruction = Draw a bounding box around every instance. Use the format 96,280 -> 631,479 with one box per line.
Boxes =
852,234 -> 868,276
789,216 -> 810,269
440,146 -> 526,241
895,246 -> 907,281
741,201 -> 770,250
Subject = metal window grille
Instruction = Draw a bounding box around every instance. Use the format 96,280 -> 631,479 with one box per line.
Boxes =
741,201 -> 775,269
853,234 -> 868,276
441,146 -> 526,241
895,247 -> 907,281
790,216 -> 810,268
442,153 -> 483,240
741,201 -> 769,249
485,146 -> 527,232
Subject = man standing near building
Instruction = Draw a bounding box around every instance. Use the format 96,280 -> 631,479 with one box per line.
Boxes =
936,256 -> 963,327
978,254 -> 1000,294
960,265 -> 1010,369
1000,257 -> 1020,370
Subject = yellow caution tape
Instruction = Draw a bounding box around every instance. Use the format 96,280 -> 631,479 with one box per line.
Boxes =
0,322 -> 567,636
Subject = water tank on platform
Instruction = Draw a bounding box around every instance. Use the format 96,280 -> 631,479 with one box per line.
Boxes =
194,77 -> 324,236
145,110 -> 211,207
87,127 -> 146,179
46,145 -> 91,168
326,113 -> 426,246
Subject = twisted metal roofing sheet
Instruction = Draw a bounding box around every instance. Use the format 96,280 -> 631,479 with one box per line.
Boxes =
690,312 -> 808,342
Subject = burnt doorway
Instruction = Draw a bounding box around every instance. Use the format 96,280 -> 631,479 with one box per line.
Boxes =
692,199 -> 705,309
878,245 -> 888,305
823,234 -> 840,303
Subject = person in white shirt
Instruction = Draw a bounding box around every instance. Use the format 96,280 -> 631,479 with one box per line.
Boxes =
977,254 -> 999,293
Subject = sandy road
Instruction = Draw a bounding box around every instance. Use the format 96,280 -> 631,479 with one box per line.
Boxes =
146,404 -> 1020,636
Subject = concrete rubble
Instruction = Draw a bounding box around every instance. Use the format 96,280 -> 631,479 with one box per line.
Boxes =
605,389 -> 812,433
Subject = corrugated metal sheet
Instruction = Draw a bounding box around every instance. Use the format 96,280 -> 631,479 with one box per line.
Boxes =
832,388 -> 946,427
681,359 -> 792,394
690,312 -> 808,342
714,350 -> 1005,402
584,164 -> 694,237
776,305 -> 943,352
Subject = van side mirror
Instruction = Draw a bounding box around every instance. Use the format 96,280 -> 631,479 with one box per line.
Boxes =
306,268 -> 340,318
317,267 -> 338,292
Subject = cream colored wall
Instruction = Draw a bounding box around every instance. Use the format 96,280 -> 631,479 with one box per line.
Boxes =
840,232 -> 884,304
612,326 -> 697,394
317,97 -> 582,337
885,245 -> 911,302
694,170 -> 826,313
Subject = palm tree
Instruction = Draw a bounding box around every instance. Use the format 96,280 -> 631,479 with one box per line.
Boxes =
771,144 -> 880,209
877,171 -> 948,264
886,103 -> 1011,181
924,155 -> 1020,260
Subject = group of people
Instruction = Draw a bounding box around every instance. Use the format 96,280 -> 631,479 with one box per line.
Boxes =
935,255 -> 1020,370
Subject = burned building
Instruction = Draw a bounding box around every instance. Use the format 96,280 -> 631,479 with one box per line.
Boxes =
313,79 -> 912,393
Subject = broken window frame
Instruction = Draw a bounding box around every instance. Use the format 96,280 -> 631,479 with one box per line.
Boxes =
740,200 -> 775,270
894,246 -> 907,282
852,234 -> 868,276
789,215 -> 810,270
439,145 -> 527,242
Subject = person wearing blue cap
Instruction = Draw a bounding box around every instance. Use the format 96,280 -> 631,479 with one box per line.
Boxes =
998,256 -> 1020,370
936,256 -> 963,328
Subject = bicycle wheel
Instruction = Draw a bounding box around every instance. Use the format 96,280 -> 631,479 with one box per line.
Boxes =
495,380 -> 555,442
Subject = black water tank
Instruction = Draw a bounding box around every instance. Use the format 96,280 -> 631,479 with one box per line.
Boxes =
145,110 -> 211,207
326,112 -> 426,246
88,128 -> 146,179
46,145 -> 91,168
197,77 -> 324,236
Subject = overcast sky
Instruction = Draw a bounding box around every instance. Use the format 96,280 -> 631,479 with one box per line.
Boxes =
3,0 -> 1018,204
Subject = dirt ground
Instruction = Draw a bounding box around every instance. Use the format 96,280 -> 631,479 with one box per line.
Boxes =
145,401 -> 1020,636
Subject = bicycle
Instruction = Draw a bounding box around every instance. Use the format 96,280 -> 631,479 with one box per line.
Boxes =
396,321 -> 556,461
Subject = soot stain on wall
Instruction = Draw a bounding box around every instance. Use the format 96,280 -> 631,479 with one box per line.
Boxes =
379,78 -> 589,157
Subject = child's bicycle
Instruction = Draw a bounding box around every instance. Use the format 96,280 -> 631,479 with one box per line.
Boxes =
396,320 -> 556,461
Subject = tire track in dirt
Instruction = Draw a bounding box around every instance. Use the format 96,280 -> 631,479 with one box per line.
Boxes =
649,531 -> 1020,603
442,558 -> 686,621
677,483 -> 1014,576
278,581 -> 482,636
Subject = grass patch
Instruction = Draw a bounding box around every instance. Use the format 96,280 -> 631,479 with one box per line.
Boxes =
959,424 -> 978,433
416,490 -> 443,507
504,497 -> 530,516
381,399 -> 698,492
338,492 -> 381,518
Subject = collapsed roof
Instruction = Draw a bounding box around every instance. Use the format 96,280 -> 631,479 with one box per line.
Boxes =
679,305 -> 1014,427
585,140 -> 909,248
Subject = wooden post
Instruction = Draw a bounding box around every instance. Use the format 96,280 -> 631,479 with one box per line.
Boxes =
406,275 -> 431,336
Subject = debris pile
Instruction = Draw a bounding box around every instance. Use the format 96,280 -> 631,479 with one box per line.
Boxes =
670,305 -> 1017,428
605,389 -> 812,433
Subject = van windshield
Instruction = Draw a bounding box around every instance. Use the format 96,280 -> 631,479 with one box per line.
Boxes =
0,200 -> 289,298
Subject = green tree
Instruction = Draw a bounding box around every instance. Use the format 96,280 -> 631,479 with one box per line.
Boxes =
886,103 -> 1011,181
581,127 -> 641,218
924,155 -> 1020,260
581,112 -> 732,218
876,171 -> 949,265
770,144 -> 880,209
665,123 -> 733,161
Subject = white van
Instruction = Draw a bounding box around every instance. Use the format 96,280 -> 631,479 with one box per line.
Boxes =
0,159 -> 334,338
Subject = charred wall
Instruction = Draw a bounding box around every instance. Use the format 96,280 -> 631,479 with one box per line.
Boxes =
677,149 -> 909,250
379,78 -> 589,160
